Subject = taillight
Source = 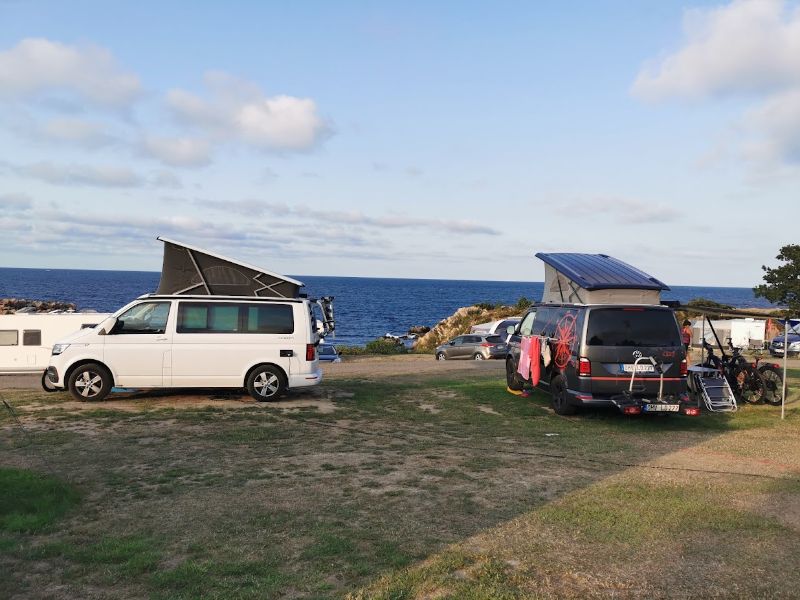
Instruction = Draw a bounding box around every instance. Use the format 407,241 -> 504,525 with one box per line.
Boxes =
578,357 -> 591,376
680,359 -> 687,377
306,344 -> 315,361
623,406 -> 642,415
481,342 -> 492,347
682,406 -> 701,416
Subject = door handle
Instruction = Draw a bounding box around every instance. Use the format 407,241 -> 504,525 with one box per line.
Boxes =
155,336 -> 168,341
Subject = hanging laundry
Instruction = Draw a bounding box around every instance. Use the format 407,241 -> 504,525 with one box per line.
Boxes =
518,336 -> 532,379
541,338 -> 552,368
530,336 -> 541,386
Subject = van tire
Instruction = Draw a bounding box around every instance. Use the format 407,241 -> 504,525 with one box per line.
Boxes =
246,365 -> 286,402
506,358 -> 524,391
68,363 -> 112,402
550,375 -> 577,416
436,352 -> 446,361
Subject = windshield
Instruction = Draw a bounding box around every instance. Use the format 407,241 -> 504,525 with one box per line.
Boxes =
586,308 -> 681,347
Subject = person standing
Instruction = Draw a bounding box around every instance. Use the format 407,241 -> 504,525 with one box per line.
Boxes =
681,319 -> 693,356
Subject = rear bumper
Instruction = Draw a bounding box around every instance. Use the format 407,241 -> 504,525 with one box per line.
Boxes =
287,368 -> 323,389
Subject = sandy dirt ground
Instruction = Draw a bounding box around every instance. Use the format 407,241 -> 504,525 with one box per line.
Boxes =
0,355 -> 506,413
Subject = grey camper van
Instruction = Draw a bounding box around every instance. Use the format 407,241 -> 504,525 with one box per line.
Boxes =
506,253 -> 692,416
506,303 -> 690,415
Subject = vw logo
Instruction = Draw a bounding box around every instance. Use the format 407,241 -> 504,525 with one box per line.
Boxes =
632,350 -> 643,359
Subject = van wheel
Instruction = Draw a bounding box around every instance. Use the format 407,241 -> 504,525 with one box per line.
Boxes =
41,371 -> 59,393
506,358 -> 524,391
247,366 -> 286,402
551,375 -> 577,416
68,363 -> 112,402
473,353 -> 485,361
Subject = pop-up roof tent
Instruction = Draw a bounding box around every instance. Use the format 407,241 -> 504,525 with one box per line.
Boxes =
155,237 -> 304,298
535,253 -> 670,305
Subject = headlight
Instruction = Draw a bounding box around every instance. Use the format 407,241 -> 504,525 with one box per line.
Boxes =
789,342 -> 800,350
51,343 -> 70,355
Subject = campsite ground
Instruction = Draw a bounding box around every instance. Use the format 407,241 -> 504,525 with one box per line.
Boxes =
1,356 -> 799,599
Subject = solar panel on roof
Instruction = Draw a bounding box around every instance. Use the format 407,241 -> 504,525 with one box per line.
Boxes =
535,253 -> 669,291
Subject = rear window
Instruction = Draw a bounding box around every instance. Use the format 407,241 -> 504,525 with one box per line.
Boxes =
319,345 -> 337,355
485,335 -> 503,343
586,308 -> 681,347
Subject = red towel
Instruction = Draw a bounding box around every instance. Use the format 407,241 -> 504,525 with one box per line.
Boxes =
530,336 -> 541,386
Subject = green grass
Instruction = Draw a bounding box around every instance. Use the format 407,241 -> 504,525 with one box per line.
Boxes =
1,369 -> 799,599
0,467 -> 80,532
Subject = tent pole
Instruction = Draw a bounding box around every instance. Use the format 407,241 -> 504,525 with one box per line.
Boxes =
783,320 -> 788,420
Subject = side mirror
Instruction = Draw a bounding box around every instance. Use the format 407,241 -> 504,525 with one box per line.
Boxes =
97,316 -> 117,335
449,340 -> 455,346
506,325 -> 516,335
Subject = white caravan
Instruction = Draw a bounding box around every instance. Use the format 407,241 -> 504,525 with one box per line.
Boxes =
46,294 -> 330,402
0,312 -> 110,374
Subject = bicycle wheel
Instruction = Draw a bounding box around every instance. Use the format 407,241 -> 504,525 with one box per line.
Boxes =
732,364 -> 765,404
759,365 -> 784,406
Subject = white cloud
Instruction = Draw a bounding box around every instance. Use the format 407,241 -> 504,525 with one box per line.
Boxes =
555,198 -> 681,224
18,161 -> 143,187
0,192 -> 33,211
743,88 -> 800,164
633,0 -> 800,168
39,117 -> 116,148
632,0 -> 800,100
189,198 -> 501,235
167,71 -> 330,151
141,135 -> 212,167
0,38 -> 141,107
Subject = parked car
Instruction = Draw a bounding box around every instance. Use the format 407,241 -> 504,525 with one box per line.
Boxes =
769,322 -> 800,357
318,344 -> 341,363
470,317 -> 522,338
46,294 -> 326,402
506,303 -> 691,416
435,334 -> 507,360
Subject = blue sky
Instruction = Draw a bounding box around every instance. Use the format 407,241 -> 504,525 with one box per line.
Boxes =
1,0 -> 798,287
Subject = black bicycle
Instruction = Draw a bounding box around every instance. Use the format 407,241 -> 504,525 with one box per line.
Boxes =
751,347 -> 784,406
701,339 -> 765,404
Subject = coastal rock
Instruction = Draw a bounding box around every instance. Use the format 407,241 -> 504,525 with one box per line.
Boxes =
413,304 -> 522,353
0,298 -> 77,315
407,325 -> 430,335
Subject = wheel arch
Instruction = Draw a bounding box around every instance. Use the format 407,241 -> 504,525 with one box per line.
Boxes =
65,359 -> 115,388
243,362 -> 288,388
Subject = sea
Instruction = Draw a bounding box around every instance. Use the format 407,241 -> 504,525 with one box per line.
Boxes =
0,267 -> 775,346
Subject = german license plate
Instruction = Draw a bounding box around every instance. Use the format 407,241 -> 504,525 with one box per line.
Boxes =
622,364 -> 655,373
643,404 -> 679,412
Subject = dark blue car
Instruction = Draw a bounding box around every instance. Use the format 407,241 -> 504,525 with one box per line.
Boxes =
769,323 -> 800,357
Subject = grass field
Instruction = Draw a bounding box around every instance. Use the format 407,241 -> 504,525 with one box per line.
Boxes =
1,365 -> 799,599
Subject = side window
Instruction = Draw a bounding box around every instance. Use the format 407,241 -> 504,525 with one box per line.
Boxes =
23,330 -> 42,346
177,302 -> 294,334
245,304 -> 294,334
519,312 -> 536,336
0,330 -> 18,346
113,302 -> 171,334
452,336 -> 464,345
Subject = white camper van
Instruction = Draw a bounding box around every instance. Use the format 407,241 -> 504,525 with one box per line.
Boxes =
46,294 -> 329,402
45,238 -> 336,402
0,312 -> 110,374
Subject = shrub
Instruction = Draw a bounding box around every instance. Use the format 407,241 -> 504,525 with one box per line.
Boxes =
365,338 -> 408,355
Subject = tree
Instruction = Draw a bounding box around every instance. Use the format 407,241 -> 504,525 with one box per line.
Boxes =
753,244 -> 800,314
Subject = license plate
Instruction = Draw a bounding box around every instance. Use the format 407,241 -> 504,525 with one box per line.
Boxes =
643,404 -> 679,412
622,364 -> 655,373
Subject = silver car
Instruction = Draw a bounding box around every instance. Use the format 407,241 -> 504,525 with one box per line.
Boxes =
435,334 -> 507,361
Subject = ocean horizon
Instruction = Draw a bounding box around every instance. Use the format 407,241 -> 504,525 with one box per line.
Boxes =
0,267 -> 775,346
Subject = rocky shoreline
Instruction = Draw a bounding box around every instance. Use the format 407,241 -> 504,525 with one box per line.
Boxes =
0,298 -> 78,315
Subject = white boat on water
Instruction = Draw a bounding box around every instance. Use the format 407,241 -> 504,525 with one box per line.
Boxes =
0,311 -> 110,374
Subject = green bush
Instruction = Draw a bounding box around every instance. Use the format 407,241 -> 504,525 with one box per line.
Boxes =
336,345 -> 367,356
365,338 -> 408,355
